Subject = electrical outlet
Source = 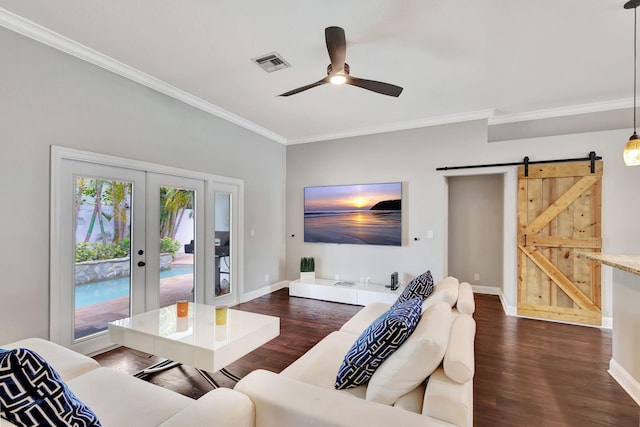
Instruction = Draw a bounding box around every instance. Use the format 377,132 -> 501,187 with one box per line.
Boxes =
265,274 -> 269,282
474,273 -> 480,281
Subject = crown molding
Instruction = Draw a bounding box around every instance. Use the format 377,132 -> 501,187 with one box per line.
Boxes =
488,99 -> 633,125
2,8 -> 633,146
287,109 -> 495,145
0,7 -> 287,145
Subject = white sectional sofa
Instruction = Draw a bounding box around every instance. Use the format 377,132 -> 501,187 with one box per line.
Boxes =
0,338 -> 254,427
1,276 -> 475,427
235,276 -> 476,427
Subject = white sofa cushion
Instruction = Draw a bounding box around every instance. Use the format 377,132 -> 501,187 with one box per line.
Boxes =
279,331 -> 368,398
456,282 -> 475,315
280,331 -> 355,389
2,338 -> 100,381
159,388 -> 255,427
339,303 -> 390,335
366,301 -> 452,404
67,367 -> 193,427
392,382 -> 426,414
443,314 -> 476,384
422,277 -> 459,313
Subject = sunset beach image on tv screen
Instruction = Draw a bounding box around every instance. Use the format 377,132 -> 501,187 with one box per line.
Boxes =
304,182 -> 402,246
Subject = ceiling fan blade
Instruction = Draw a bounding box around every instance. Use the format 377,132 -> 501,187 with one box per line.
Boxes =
347,77 -> 403,97
279,77 -> 330,97
325,26 -> 346,73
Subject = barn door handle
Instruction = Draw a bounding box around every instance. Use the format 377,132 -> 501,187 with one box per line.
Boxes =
523,234 -> 527,247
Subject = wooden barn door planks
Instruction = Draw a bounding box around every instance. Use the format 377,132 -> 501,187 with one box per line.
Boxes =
517,160 -> 603,326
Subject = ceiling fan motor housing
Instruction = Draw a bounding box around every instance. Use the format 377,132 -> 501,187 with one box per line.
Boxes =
327,63 -> 350,76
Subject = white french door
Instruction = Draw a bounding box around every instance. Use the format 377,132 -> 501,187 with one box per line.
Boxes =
146,173 -> 205,309
52,159 -> 147,354
51,147 -> 243,355
207,182 -> 239,308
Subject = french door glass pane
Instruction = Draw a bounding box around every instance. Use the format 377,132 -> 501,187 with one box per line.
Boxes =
215,192 -> 231,297
159,186 -> 195,307
74,177 -> 132,340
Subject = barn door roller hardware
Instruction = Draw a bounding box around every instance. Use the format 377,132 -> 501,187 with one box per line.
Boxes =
436,151 -> 601,177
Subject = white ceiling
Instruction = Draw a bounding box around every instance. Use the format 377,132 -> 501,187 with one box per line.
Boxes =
0,0 -> 636,144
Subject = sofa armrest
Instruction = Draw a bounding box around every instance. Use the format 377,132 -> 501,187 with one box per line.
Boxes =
1,338 -> 100,381
159,388 -> 254,427
423,368 -> 473,427
456,282 -> 475,315
443,314 -> 476,384
235,370 -> 454,427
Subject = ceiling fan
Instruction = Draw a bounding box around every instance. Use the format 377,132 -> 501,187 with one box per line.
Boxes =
279,26 -> 403,98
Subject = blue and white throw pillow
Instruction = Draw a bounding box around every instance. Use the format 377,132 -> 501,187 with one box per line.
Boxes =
0,347 -> 101,427
335,297 -> 422,389
392,270 -> 435,308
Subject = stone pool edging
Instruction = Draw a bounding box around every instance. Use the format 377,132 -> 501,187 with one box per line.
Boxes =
75,253 -> 174,285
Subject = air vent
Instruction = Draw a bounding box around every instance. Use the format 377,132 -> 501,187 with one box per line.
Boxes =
252,52 -> 291,73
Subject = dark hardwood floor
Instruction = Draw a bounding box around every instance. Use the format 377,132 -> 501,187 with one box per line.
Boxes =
94,289 -> 639,426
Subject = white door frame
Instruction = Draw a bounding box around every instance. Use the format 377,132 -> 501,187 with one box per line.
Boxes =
50,146 -> 244,354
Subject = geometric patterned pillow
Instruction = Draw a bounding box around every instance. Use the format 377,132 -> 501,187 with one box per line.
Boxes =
391,270 -> 434,309
0,348 -> 101,427
335,297 -> 422,390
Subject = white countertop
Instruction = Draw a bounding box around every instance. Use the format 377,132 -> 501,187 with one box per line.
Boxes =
577,252 -> 640,276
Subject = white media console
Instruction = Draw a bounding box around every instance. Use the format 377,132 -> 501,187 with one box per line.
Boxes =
288,278 -> 402,305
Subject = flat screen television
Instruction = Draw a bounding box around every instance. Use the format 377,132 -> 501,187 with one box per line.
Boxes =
304,182 -> 402,246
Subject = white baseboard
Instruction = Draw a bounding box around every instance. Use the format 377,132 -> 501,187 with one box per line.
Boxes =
471,285 -> 501,295
241,280 -> 289,303
609,358 -> 640,406
501,298 -> 518,316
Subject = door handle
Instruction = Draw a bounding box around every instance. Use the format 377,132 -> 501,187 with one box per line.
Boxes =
137,261 -> 146,267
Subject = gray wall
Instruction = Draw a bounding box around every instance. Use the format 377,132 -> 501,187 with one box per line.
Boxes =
447,174 -> 504,288
286,120 -> 640,322
286,120 -> 489,285
0,28 -> 286,343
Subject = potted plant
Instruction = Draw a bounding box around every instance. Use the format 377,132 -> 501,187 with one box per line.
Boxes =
300,257 -> 315,280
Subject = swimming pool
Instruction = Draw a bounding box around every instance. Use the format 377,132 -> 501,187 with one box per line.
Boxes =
75,265 -> 193,307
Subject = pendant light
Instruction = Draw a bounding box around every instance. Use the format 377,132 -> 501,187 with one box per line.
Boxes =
624,0 -> 640,166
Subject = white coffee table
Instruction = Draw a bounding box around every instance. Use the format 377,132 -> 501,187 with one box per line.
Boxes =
108,303 -> 280,387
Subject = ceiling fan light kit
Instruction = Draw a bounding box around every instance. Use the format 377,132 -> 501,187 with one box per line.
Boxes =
624,0 -> 640,165
328,64 -> 349,84
279,26 -> 403,97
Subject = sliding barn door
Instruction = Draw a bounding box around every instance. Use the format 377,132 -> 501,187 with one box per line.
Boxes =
517,160 -> 603,326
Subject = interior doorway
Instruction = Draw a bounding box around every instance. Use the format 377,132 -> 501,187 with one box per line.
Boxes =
447,174 -> 504,290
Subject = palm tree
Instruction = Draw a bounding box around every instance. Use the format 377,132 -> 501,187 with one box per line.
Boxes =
160,188 -> 194,239
108,182 -> 130,242
82,180 -> 107,244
